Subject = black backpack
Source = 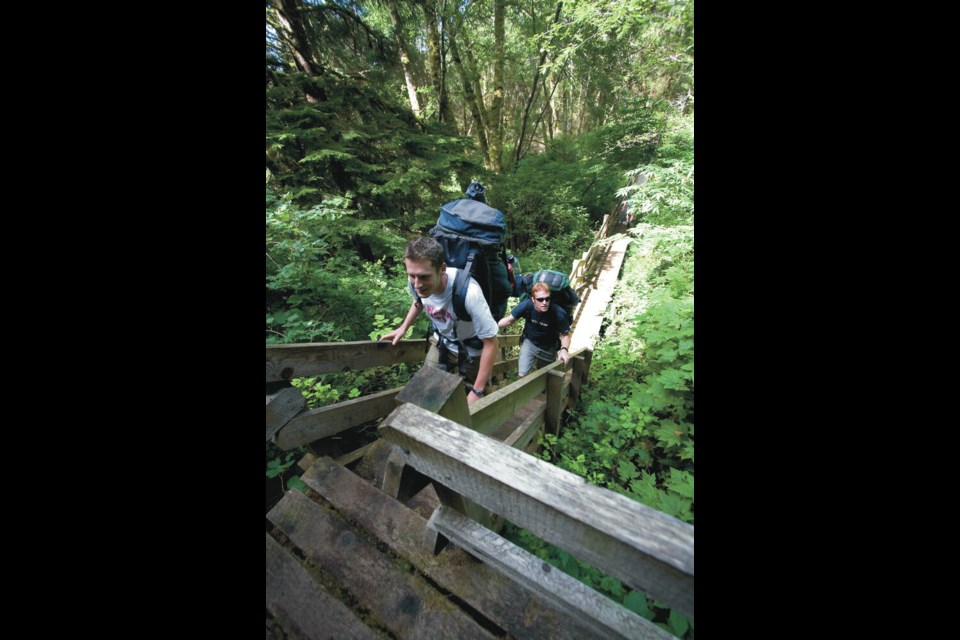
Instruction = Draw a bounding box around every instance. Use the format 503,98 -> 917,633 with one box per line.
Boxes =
429,182 -> 514,322
518,269 -> 581,318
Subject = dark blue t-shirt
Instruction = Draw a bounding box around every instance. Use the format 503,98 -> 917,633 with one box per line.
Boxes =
510,299 -> 571,348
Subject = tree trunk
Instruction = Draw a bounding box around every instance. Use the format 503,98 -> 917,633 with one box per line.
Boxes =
531,71 -> 561,150
514,2 -> 562,164
271,0 -> 325,102
459,27 -> 489,135
450,25 -> 490,167
487,0 -> 505,172
385,0 -> 421,118
420,1 -> 457,132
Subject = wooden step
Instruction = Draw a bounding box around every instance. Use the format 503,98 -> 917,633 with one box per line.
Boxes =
266,533 -> 379,640
268,490 -> 497,639
300,456 -> 614,640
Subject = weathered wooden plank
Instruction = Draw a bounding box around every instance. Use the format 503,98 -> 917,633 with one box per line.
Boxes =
383,448 -> 432,504
579,347 -> 593,385
490,357 -> 519,379
379,403 -> 695,620
485,396 -> 540,442
266,339 -> 427,382
266,387 -> 307,442
297,452 -> 317,472
268,490 -> 496,640
427,506 -> 676,640
546,370 -> 565,436
503,401 -> 545,450
569,354 -> 586,406
266,533 -> 379,640
275,386 -> 401,450
395,365 -> 471,427
497,334 -> 521,348
301,457 -> 613,640
469,363 -> 554,435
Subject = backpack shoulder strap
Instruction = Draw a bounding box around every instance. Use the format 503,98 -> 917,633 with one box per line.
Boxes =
452,267 -> 473,322
408,281 -> 424,309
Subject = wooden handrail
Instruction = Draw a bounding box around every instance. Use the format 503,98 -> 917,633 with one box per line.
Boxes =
268,334 -> 530,448
267,336 -> 522,383
379,402 -> 694,620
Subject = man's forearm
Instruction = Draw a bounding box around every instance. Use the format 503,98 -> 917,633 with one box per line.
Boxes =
398,300 -> 421,334
472,337 -> 499,391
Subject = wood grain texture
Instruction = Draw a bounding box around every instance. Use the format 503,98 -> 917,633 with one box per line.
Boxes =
569,354 -> 586,405
467,348 -> 582,436
502,401 -> 545,450
396,365 -> 463,414
268,490 -> 496,640
266,533 -> 379,640
275,387 -> 401,450
468,362 -> 552,435
266,387 -> 307,442
297,452 -> 318,472
490,357 -> 520,378
300,457 -> 615,640
379,403 -> 695,620
497,334 -> 521,348
579,347 -> 593,384
427,506 -> 676,640
267,339 -> 427,382
396,365 -> 471,427
546,370 -> 565,436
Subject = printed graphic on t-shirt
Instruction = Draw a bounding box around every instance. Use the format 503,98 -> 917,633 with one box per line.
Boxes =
427,306 -> 453,322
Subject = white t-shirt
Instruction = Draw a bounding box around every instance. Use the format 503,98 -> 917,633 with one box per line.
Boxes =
412,267 -> 498,357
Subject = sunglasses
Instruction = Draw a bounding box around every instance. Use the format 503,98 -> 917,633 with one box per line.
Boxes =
534,297 -> 551,302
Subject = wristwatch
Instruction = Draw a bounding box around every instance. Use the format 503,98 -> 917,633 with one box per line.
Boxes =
471,387 -> 485,397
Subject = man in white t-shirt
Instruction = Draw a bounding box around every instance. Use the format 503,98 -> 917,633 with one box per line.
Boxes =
380,237 -> 499,405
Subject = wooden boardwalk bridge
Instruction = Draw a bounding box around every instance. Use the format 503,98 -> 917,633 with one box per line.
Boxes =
265,207 -> 694,639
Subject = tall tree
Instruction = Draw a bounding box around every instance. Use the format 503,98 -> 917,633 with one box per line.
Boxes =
515,2 -> 562,164
383,0 -> 422,118
458,25 -> 489,136
270,0 -> 325,102
420,0 -> 457,131
487,0 -> 506,171
449,22 -> 490,167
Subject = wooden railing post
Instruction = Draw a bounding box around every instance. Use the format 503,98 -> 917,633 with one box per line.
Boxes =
394,365 -> 472,427
568,354 -> 586,408
579,348 -> 593,385
546,370 -> 565,436
266,386 -> 307,442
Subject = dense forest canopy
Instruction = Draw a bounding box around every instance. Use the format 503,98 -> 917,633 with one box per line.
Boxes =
266,0 -> 693,344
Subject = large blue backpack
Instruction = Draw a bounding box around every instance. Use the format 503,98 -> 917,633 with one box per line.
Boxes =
429,182 -> 514,322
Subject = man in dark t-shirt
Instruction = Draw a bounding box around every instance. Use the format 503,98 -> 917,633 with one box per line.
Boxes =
498,282 -> 571,376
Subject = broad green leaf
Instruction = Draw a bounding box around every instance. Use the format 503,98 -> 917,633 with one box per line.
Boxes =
668,609 -> 690,636
623,590 -> 654,619
618,459 -> 639,480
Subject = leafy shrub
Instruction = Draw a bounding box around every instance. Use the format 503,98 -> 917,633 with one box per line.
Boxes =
617,114 -> 694,226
